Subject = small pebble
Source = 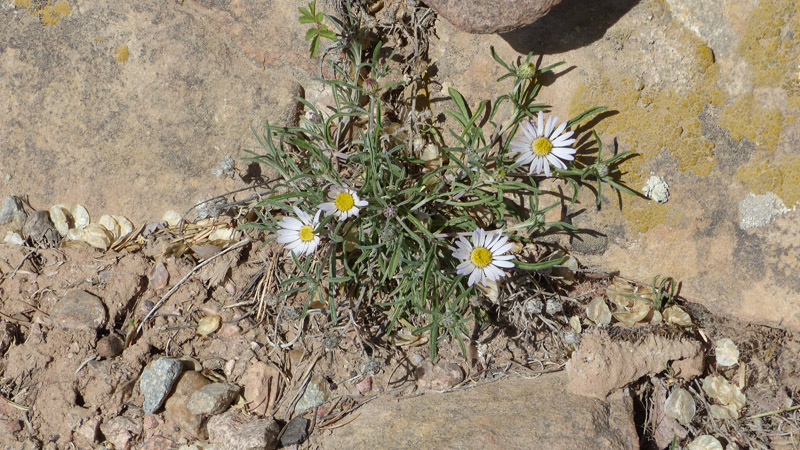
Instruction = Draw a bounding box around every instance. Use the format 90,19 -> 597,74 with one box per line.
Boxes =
280,417 -> 309,447
97,334 -> 125,359
0,195 -> 25,228
2,419 -> 23,433
207,410 -> 280,450
414,362 -> 464,390
22,210 -> 59,245
148,262 -> 169,291
141,435 -> 175,450
99,416 -> 137,450
187,382 -> 240,416
50,290 -> 107,331
164,371 -> 211,437
143,414 -> 163,431
140,357 -> 184,414
294,373 -> 329,413
356,376 -> 372,395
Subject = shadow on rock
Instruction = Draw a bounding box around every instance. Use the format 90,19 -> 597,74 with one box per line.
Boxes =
500,0 -> 639,55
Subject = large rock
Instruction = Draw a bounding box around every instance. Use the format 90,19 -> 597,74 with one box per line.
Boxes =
0,0 -> 310,224
424,0 -> 563,34
313,373 -> 638,449
429,0 -> 800,331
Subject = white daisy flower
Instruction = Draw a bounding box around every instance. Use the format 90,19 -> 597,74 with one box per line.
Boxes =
509,111 -> 577,177
452,228 -> 516,287
319,185 -> 368,220
276,206 -> 321,257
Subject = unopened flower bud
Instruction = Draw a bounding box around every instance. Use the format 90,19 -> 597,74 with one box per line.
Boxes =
517,62 -> 537,79
363,78 -> 379,94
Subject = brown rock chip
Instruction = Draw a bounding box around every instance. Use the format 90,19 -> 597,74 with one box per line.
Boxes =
207,410 -> 280,450
50,290 -> 107,331
164,371 -> 211,439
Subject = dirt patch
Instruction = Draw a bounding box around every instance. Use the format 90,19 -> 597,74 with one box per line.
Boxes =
0,226 -> 797,448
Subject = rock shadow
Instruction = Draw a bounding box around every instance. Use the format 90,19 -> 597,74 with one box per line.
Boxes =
499,0 -> 640,55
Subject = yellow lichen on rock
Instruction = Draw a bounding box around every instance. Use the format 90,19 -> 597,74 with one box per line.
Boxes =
735,155 -> 800,208
736,0 -> 800,91
568,64 -> 720,232
719,93 -> 784,152
113,45 -> 130,62
15,0 -> 71,26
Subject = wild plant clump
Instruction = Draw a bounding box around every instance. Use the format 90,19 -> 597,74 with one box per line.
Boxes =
244,1 -> 633,357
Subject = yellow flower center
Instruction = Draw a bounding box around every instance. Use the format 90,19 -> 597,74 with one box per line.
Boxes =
298,225 -> 315,242
532,137 -> 552,156
335,192 -> 355,211
470,247 -> 492,268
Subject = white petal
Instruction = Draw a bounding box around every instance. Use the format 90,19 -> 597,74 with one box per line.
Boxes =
468,269 -> 483,287
547,154 -> 568,169
545,115 -> 556,137
543,161 -> 552,177
521,120 -> 535,140
535,157 -> 548,175
493,242 -> 514,255
276,234 -> 298,244
484,265 -> 504,281
457,261 -> 476,275
551,120 -> 568,140
516,153 -> 534,166
284,239 -> 302,250
551,148 -> 575,160
537,112 -> 544,136
493,259 -> 515,268
487,235 -> 509,252
551,133 -> 574,147
294,207 -> 312,224
279,217 -> 304,230
510,141 -> 529,152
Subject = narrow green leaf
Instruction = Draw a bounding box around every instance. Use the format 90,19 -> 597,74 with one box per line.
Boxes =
514,256 -> 565,270
567,106 -> 607,128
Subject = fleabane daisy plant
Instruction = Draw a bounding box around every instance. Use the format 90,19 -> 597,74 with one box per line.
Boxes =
319,185 -> 368,220
510,111 -> 576,177
276,206 -> 322,257
452,228 -> 516,287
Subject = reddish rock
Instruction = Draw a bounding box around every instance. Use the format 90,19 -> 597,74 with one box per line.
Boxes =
239,360 -> 279,416
164,371 -> 211,438
207,410 -> 280,450
1,419 -> 23,433
414,362 -> 464,390
424,0 -> 563,34
141,435 -> 175,450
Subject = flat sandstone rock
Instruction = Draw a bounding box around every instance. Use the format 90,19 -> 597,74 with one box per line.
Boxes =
312,373 -> 638,449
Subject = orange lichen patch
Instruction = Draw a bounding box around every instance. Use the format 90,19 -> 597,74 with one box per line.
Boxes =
113,45 -> 130,62
737,0 -> 800,91
719,93 -> 785,152
735,155 -> 800,207
15,0 -> 71,26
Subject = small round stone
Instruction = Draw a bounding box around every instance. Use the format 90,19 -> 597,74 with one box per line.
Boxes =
97,334 -> 125,359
